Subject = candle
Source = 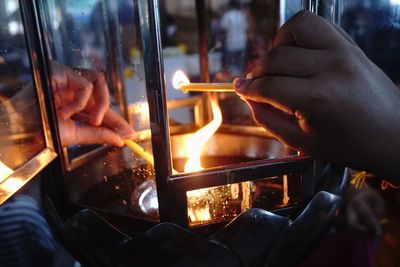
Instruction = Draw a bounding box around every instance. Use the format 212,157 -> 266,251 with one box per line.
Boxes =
124,139 -> 179,174
124,139 -> 154,167
172,70 -> 235,93
179,83 -> 235,93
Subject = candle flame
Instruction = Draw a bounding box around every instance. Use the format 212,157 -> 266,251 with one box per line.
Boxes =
184,96 -> 222,172
184,95 -> 222,224
172,70 -> 190,90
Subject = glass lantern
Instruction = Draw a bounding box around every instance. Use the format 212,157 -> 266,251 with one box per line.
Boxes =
3,0 -> 400,264
31,0 -> 317,231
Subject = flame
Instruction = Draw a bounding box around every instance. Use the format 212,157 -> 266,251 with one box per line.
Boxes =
183,92 -> 222,225
184,96 -> 222,172
172,70 -> 190,90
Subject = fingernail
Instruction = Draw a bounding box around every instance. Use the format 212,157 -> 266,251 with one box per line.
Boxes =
121,132 -> 136,139
246,72 -> 253,79
233,78 -> 248,91
91,117 -> 101,126
116,138 -> 125,147
118,129 -> 136,139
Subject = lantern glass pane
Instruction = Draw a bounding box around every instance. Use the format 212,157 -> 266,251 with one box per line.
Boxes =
39,0 -> 158,222
0,0 -> 46,179
186,173 -> 302,226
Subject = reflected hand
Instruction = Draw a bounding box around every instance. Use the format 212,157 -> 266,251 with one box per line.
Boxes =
50,60 -> 135,147
234,11 -> 400,182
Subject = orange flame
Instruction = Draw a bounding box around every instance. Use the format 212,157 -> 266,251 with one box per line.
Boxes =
174,70 -> 223,224
184,96 -> 222,172
184,96 -> 222,223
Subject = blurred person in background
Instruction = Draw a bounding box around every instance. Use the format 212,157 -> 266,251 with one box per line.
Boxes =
220,0 -> 248,75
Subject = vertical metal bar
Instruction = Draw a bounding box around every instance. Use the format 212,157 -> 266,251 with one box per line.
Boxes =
104,0 -> 129,119
332,0 -> 343,25
195,0 -> 210,83
279,0 -> 287,27
311,0 -> 319,14
301,0 -> 311,10
302,0 -> 319,13
138,0 -> 173,222
195,0 -> 212,124
22,0 -> 67,207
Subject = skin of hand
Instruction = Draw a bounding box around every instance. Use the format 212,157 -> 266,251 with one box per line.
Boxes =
345,187 -> 385,236
234,11 -> 400,184
50,60 -> 135,147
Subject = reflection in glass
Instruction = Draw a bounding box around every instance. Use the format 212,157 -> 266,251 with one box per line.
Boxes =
0,0 -> 46,176
39,0 -> 156,221
40,0 -> 148,167
187,173 -> 301,226
340,0 -> 400,84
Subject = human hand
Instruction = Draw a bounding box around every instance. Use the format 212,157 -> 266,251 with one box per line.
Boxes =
50,60 -> 135,147
234,11 -> 400,182
345,187 -> 385,236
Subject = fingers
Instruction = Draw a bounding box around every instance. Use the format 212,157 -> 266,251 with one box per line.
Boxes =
58,68 -> 94,120
51,62 -> 110,125
76,125 -> 125,147
81,70 -> 110,126
245,100 -> 310,150
248,45 -> 326,79
58,119 -> 124,147
274,11 -> 348,49
102,108 -> 136,139
235,76 -> 312,115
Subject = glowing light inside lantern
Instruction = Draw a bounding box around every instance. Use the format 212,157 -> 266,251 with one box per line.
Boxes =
184,97 -> 222,172
183,93 -> 222,224
188,206 -> 211,223
173,71 -> 252,225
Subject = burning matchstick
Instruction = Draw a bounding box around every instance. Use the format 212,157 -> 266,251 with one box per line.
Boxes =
172,70 -> 235,93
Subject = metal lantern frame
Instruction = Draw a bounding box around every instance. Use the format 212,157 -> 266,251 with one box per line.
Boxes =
15,0 -> 345,231
136,0 -> 316,227
0,0 -> 371,266
0,0 -> 58,206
